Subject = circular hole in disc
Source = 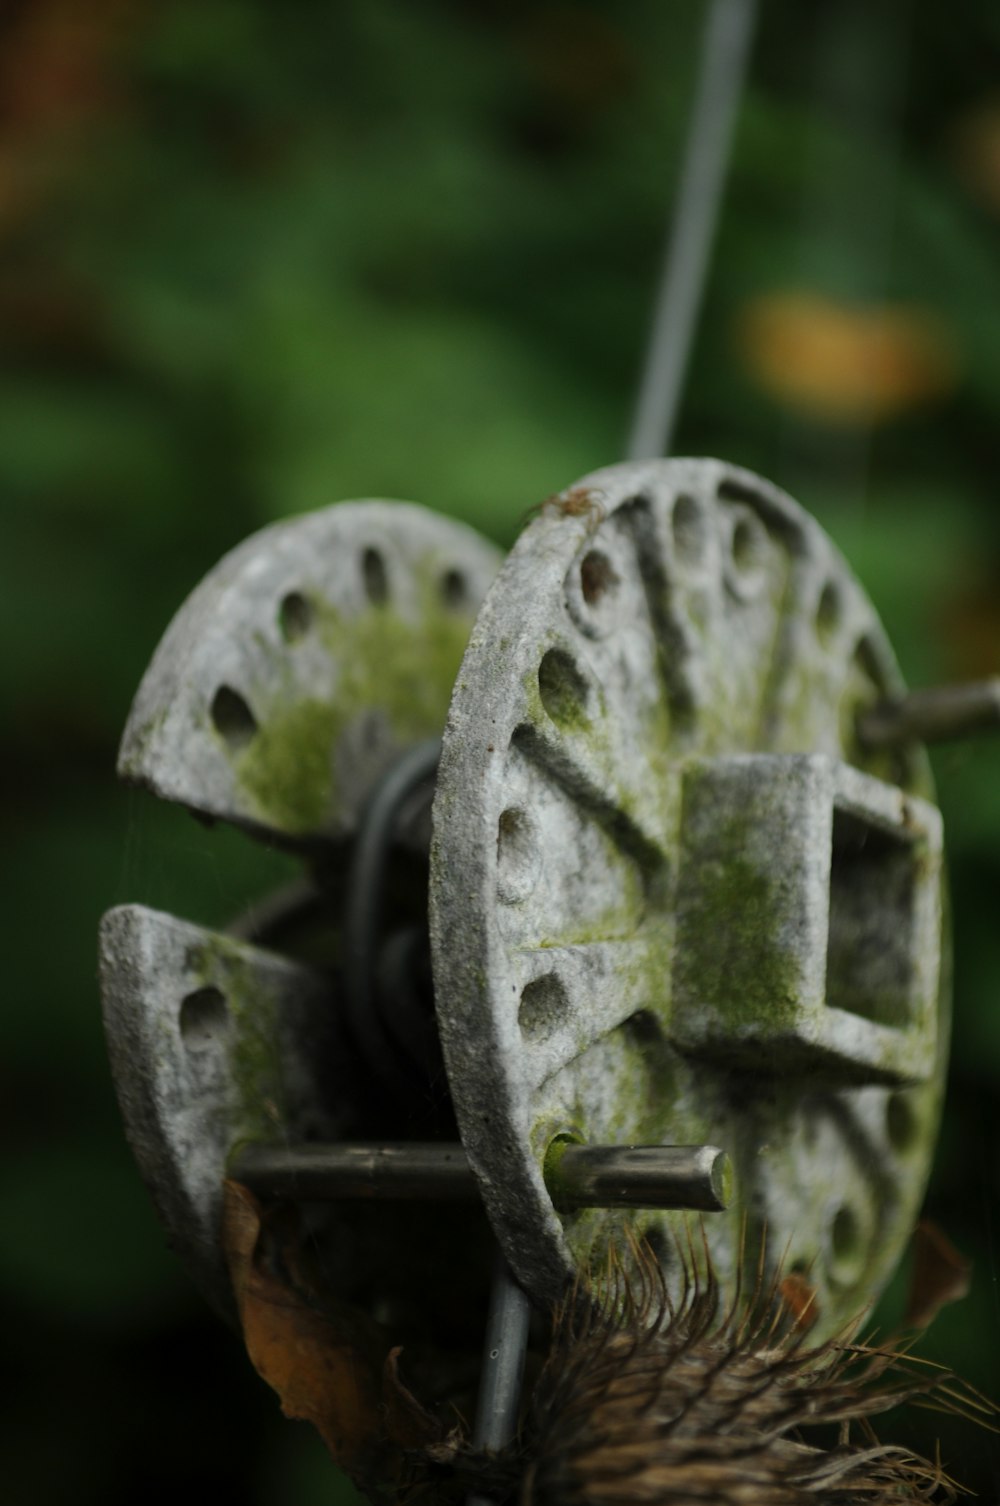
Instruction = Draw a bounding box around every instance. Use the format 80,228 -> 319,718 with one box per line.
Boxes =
497,806 -> 541,904
886,1092 -> 919,1154
538,648 -> 590,728
362,546 -> 389,604
830,1203 -> 863,1276
519,973 -> 569,1043
179,985 -> 229,1054
579,550 -> 619,608
816,580 -> 843,645
731,513 -> 765,574
440,567 -> 468,610
671,493 -> 708,566
210,685 -> 258,750
279,590 -> 314,642
623,1009 -> 661,1045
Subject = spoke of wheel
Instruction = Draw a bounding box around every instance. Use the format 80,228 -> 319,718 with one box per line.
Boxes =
515,938 -> 661,1087
512,720 -> 668,871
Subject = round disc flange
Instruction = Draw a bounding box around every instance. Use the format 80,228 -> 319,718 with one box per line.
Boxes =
430,459 -> 949,1334
100,500 -> 502,1313
116,501 -> 501,846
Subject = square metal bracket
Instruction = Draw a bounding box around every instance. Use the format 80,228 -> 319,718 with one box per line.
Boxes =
671,754 -> 942,1085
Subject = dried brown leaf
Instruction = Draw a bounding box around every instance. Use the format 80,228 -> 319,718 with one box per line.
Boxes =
222,1180 -> 390,1485
905,1219 -> 973,1332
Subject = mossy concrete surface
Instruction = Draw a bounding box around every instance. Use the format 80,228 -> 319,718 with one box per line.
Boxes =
430,457 -> 949,1337
99,903 -> 335,1318
117,499 -> 502,844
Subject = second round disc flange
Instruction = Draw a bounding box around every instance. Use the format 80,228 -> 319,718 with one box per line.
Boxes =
430,458 -> 948,1335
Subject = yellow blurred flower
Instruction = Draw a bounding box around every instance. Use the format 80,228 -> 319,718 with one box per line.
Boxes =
736,291 -> 958,425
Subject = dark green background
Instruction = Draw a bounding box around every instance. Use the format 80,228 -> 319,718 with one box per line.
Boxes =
3,1 -> 1000,1500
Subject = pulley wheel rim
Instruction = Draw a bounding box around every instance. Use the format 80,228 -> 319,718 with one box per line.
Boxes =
100,499 -> 502,1314
429,457 -> 949,1334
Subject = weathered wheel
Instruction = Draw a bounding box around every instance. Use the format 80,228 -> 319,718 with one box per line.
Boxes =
430,458 -> 948,1335
100,500 -> 502,1314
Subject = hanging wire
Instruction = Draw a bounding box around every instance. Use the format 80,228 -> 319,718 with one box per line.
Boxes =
626,0 -> 757,462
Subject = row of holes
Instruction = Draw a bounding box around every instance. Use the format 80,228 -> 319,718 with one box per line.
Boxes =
179,980 -> 919,1118
215,521 -> 855,755
181,973 -> 924,1157
208,551 -> 472,751
573,489 -> 849,647
572,492 -> 733,616
286,551 -> 470,638
360,547 -> 470,613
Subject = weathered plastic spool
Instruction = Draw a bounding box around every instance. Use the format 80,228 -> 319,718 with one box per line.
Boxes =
100,464 -> 948,1344
431,458 -> 947,1337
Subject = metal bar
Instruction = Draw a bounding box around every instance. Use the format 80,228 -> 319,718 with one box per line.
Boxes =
231,1140 -> 733,1211
857,678 -> 1000,749
467,1250 -> 532,1506
231,1141 -> 475,1202
626,0 -> 757,461
548,1141 -> 732,1212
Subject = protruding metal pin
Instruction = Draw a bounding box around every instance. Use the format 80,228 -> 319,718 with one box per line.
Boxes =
546,1141 -> 733,1213
232,1141 -> 734,1213
857,678 -> 1000,749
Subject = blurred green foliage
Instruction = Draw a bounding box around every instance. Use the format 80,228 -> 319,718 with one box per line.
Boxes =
3,0 -> 1000,1500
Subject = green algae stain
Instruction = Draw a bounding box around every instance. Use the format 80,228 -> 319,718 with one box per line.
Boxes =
228,994 -> 285,1142
237,695 -> 341,832
186,934 -> 286,1145
225,554 -> 475,835
541,1130 -> 585,1211
677,845 -> 802,1033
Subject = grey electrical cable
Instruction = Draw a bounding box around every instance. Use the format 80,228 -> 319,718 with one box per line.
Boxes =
626,0 -> 757,462
342,737 -> 441,1085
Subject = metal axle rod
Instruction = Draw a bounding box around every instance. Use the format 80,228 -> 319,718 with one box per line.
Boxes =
231,1140 -> 733,1213
857,678 -> 1000,748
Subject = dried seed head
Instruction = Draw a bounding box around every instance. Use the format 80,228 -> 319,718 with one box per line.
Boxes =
517,1233 -> 991,1506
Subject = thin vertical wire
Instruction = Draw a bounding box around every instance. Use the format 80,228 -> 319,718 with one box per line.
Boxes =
467,1250 -> 532,1506
626,0 -> 757,462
